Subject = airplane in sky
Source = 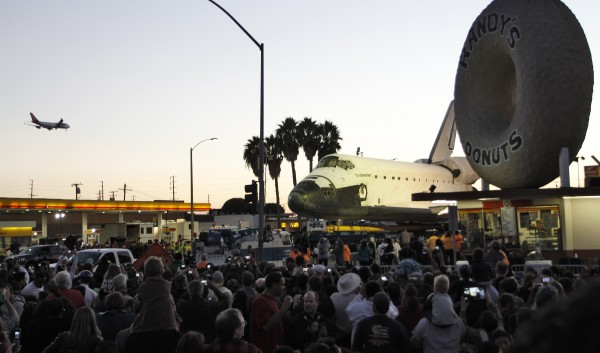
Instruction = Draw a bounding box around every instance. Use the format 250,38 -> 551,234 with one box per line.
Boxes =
26,113 -> 70,130
287,101 -> 480,222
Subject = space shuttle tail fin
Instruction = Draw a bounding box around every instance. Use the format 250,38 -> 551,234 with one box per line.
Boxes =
428,101 -> 456,164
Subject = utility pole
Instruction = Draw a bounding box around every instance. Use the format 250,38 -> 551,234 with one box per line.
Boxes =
170,176 -> 176,201
29,180 -> 36,198
100,181 -> 104,200
118,184 -> 132,201
71,182 -> 83,200
109,191 -> 117,201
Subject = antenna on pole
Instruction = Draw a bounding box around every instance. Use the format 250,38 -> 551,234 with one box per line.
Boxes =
71,182 -> 83,200
170,176 -> 177,201
29,180 -> 36,198
118,184 -> 132,201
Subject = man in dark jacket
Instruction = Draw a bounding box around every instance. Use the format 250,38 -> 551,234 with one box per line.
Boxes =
177,279 -> 229,343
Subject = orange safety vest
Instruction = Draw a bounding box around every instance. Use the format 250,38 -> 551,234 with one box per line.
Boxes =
343,245 -> 351,262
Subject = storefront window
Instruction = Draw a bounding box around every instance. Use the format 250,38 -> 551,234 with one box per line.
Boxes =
459,205 -> 561,252
459,209 -> 502,249
517,206 -> 560,251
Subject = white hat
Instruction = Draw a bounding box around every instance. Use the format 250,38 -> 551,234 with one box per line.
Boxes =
337,273 -> 361,295
255,277 -> 265,288
313,264 -> 326,274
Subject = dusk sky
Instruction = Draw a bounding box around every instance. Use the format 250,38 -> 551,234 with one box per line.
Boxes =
1,0 -> 598,211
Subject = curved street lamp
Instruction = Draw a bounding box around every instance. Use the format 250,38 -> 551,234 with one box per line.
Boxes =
208,0 -> 266,260
191,138 -> 218,239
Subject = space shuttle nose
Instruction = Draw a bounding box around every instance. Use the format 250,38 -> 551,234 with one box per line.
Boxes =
288,190 -> 308,214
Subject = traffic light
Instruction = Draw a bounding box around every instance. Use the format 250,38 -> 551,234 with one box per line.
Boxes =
244,180 -> 258,214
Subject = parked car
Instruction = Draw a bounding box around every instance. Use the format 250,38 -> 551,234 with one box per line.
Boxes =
5,244 -> 68,273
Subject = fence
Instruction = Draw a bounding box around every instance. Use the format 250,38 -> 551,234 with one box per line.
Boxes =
376,263 -> 590,278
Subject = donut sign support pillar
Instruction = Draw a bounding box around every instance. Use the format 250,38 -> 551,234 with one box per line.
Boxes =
559,147 -> 570,188
454,0 -> 594,189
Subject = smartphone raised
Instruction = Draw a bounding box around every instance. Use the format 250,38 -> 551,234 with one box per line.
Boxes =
463,286 -> 485,301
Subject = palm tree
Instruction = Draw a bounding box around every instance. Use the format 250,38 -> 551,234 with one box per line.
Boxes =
318,120 -> 342,161
276,117 -> 301,186
265,134 -> 284,215
243,136 -> 261,178
297,117 -> 321,172
265,134 -> 285,225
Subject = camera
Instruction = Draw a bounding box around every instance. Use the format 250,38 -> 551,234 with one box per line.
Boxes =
435,246 -> 441,251
188,270 -> 193,274
327,268 -> 332,273
14,330 -> 20,340
381,276 -> 388,281
245,256 -> 250,260
135,273 -> 140,277
463,286 -> 485,302
542,276 -> 551,283
201,280 -> 207,284
303,268 -> 308,272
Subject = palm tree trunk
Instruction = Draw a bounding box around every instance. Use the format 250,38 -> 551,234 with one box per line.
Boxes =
291,160 -> 297,186
275,177 -> 281,228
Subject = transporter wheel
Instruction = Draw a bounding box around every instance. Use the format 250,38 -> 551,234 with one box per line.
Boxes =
454,0 -> 593,188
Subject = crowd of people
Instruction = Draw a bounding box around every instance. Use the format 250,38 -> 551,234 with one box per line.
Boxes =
0,233 -> 599,353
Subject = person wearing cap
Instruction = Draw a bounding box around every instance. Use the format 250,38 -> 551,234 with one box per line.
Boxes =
208,271 -> 233,308
330,273 -> 361,348
21,270 -> 48,299
352,292 -> 409,353
75,269 -> 98,308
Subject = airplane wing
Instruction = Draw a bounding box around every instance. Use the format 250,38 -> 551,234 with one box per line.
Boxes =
428,101 -> 457,164
54,118 -> 64,129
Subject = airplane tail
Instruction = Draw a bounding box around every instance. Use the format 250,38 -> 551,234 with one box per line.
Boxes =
30,112 -> 40,124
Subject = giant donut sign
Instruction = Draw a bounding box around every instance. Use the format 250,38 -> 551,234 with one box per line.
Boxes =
454,0 -> 594,189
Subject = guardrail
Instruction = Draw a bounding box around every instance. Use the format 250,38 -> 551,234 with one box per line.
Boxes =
376,263 -> 590,278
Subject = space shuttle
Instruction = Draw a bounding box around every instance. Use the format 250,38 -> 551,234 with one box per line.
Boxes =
287,101 -> 479,222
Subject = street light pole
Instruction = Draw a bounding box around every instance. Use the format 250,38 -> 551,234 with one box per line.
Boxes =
208,0 -> 266,261
190,138 -> 217,240
55,212 -> 65,237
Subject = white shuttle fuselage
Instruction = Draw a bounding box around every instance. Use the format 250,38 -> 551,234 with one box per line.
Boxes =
288,154 -> 474,222
288,101 -> 479,222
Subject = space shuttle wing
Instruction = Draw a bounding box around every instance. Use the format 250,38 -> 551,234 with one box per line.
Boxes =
428,101 -> 457,164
